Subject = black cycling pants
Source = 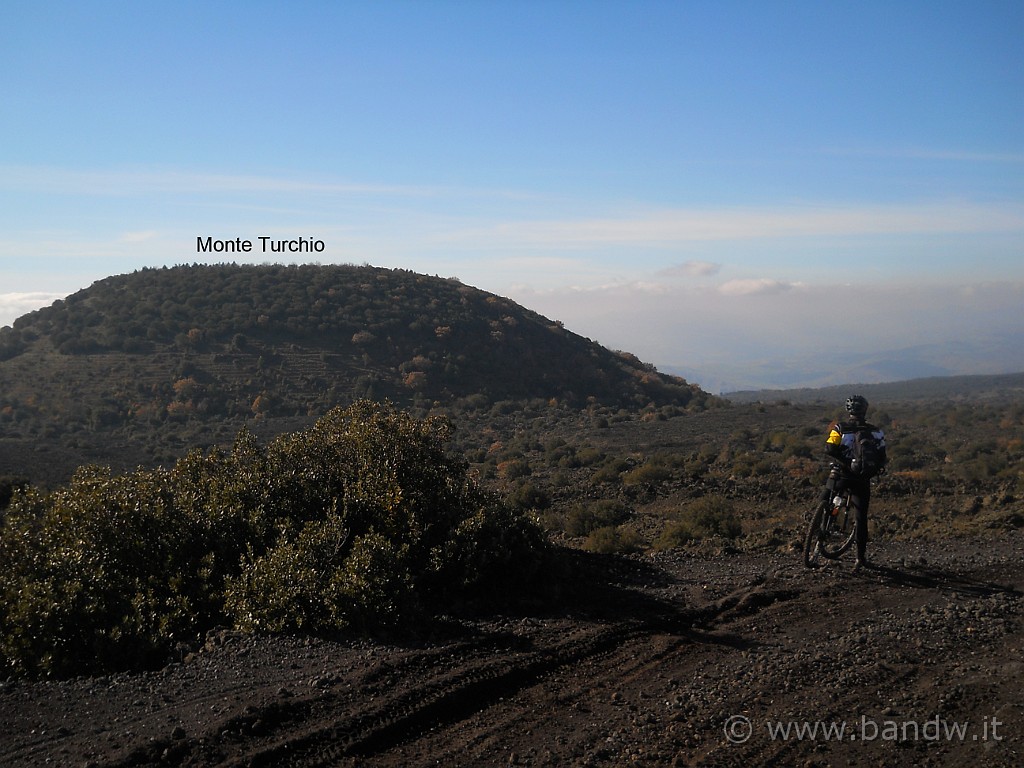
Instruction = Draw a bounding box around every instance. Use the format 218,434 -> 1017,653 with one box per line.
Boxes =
831,475 -> 872,561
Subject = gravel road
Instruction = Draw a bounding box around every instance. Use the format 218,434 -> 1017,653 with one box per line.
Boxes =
2,531 -> 1021,767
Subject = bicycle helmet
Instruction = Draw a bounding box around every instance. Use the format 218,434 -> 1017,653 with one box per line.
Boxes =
845,395 -> 869,419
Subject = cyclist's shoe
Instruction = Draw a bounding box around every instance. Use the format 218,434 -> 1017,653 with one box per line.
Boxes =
853,557 -> 871,572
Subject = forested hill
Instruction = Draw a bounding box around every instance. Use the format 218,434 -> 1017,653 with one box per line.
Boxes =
0,264 -> 708,443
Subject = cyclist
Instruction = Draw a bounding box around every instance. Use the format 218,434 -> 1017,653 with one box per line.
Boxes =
825,395 -> 887,571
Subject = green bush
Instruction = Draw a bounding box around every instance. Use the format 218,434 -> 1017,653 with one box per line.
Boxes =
621,463 -> 672,487
0,467 -> 214,678
583,525 -> 644,554
507,482 -> 551,511
591,465 -> 623,485
656,520 -> 697,549
591,456 -> 630,485
225,520 -> 413,634
0,400 -> 548,678
565,500 -> 631,536
576,447 -> 606,466
655,495 -> 742,550
0,476 -> 28,511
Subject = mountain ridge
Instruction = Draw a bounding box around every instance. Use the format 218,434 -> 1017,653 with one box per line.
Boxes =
676,335 -> 1024,394
723,370 -> 1024,405
0,263 -> 706,408
0,264 -> 711,484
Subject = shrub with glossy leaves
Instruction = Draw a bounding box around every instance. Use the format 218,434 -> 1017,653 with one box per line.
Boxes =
0,401 -> 547,678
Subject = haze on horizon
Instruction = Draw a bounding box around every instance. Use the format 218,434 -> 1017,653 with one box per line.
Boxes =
2,1 -> 1022,392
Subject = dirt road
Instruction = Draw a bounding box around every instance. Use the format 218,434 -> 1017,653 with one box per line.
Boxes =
2,531 -> 1021,767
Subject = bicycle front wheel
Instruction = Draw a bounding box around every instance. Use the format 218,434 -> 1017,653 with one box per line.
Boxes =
817,496 -> 857,559
803,502 -> 828,568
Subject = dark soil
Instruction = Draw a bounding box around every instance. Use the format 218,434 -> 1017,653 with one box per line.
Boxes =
2,531 -> 1021,767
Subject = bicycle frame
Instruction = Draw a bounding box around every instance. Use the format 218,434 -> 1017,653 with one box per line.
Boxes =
803,463 -> 857,566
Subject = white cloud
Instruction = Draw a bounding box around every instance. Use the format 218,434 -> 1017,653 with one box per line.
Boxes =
448,202 -> 1024,252
718,278 -> 803,296
0,292 -> 66,327
507,279 -> 1024,387
658,260 -> 721,278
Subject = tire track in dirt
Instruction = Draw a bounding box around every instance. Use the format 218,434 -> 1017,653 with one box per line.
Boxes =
195,623 -> 651,767
5,535 -> 1020,768
110,577 -> 792,767
391,579 -> 805,767
253,579 -> 798,768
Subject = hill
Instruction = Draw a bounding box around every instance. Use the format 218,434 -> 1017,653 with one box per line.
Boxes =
0,263 -> 710,485
2,285 -> 1022,764
724,371 -> 1024,406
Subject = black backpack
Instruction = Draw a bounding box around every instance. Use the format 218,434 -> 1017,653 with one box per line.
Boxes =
850,425 -> 884,478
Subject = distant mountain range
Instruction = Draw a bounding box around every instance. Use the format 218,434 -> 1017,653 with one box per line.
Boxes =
722,371 -> 1024,405
674,336 -> 1024,395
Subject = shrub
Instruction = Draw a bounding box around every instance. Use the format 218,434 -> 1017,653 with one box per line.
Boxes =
225,519 -> 413,634
0,476 -> 28,511
497,458 -> 532,480
0,467 -> 213,678
565,500 -> 631,536
583,525 -> 644,554
576,447 -> 606,466
621,463 -> 672,488
0,400 -> 548,678
781,439 -> 813,460
656,520 -> 697,549
591,465 -> 624,485
654,496 -> 742,550
507,482 -> 550,511
591,456 -> 630,485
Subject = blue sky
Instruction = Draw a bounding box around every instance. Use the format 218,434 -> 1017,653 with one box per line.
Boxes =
2,1 -> 1022,391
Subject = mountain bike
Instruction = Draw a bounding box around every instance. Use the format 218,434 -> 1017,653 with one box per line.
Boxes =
803,463 -> 857,567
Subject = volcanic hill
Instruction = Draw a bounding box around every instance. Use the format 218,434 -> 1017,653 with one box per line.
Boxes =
0,263 -> 709,484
